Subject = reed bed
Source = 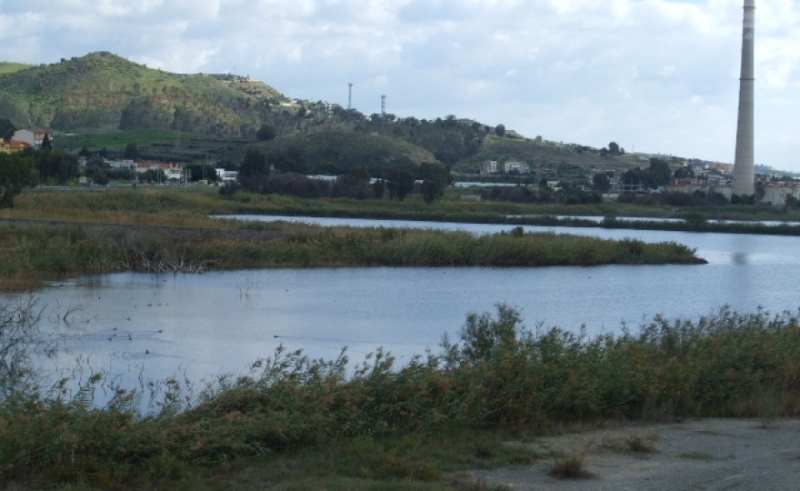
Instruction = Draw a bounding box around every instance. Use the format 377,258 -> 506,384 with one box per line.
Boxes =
8,188 -> 800,236
1,304 -> 799,487
0,221 -> 704,291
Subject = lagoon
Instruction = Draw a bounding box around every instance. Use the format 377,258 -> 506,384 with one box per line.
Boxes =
10,216 -> 800,399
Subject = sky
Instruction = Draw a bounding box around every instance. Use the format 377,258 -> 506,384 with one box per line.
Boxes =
1,0 -> 798,172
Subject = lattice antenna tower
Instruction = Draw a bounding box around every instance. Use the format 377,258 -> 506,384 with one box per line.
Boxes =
380,95 -> 386,135
348,83 -> 353,110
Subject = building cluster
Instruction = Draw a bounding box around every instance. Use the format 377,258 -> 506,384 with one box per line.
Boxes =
478,160 -> 530,175
0,129 -> 51,153
87,158 -> 239,185
99,159 -> 187,182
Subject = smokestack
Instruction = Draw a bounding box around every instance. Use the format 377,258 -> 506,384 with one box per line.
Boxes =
732,0 -> 755,196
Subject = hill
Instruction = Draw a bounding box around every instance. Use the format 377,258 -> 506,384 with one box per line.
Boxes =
1,52 -> 640,178
0,52 -> 286,137
0,62 -> 33,75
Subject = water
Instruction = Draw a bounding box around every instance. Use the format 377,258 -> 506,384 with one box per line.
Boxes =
8,216 -> 800,401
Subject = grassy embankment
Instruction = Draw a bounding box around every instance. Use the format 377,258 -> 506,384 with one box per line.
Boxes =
2,303 -> 799,490
0,188 -> 704,291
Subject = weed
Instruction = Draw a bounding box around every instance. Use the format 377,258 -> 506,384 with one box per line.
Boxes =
627,433 -> 658,453
549,446 -> 592,479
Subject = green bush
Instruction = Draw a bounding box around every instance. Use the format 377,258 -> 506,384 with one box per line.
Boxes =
2,303 -> 800,486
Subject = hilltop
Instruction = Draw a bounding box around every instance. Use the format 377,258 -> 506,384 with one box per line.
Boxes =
0,51 -> 285,137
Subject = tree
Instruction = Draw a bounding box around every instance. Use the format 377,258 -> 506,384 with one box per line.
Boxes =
140,168 -> 165,183
256,123 -> 276,142
124,143 -> 139,160
384,164 -> 416,201
648,158 -> 672,186
342,165 -> 370,185
0,153 -> 37,208
239,147 -> 269,190
270,145 -> 306,173
40,133 -> 52,151
495,124 -> 506,137
34,150 -> 79,184
608,141 -> 624,156
0,118 -> 15,142
592,172 -> 611,193
184,163 -> 218,183
419,162 -> 449,204
673,166 -> 694,179
92,171 -> 110,185
621,168 -> 650,190
85,155 -> 110,183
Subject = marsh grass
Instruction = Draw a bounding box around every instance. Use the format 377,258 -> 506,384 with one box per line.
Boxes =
10,187 -> 800,236
3,303 -> 800,488
0,214 -> 703,291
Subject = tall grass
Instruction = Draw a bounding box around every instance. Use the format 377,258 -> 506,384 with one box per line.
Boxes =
0,220 -> 704,291
2,303 -> 799,486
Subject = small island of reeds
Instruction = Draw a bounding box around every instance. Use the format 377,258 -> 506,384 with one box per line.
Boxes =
0,188 -> 705,291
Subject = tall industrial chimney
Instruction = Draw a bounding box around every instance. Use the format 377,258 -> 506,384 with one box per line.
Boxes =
732,0 -> 755,196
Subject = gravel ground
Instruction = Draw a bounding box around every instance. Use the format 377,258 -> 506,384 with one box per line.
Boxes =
470,419 -> 800,490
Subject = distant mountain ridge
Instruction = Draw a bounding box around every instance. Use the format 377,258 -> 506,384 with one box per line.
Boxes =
0,52 -> 286,137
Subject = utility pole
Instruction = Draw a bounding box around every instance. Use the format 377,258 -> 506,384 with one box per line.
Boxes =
380,95 -> 386,135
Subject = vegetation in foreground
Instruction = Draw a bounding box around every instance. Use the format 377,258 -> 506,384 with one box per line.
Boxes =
1,303 -> 799,489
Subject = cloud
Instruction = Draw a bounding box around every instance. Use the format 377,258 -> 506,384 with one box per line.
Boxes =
1,0 -> 799,170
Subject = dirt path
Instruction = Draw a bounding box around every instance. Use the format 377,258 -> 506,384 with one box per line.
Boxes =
470,419 -> 800,490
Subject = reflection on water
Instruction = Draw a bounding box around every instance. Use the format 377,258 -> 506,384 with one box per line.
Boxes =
732,252 -> 749,264
7,217 -> 800,407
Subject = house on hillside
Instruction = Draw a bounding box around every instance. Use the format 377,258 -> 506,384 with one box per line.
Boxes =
13,129 -> 51,149
504,161 -> 530,174
216,168 -> 238,183
479,160 -> 498,174
709,162 -> 734,175
0,139 -> 30,154
136,161 -> 184,181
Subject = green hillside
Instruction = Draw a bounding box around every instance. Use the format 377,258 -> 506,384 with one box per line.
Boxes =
2,52 -> 642,178
251,129 -> 437,175
0,62 -> 32,75
0,52 -> 286,137
477,135 -> 638,176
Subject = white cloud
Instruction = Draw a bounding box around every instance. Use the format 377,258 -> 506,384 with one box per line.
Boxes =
1,0 -> 798,171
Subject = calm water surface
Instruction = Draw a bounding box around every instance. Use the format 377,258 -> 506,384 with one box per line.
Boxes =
10,216 -> 800,396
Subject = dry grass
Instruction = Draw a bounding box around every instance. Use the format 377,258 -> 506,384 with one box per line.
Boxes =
627,433 -> 659,453
549,446 -> 592,479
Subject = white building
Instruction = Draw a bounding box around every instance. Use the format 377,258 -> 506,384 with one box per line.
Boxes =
13,129 -> 51,148
504,161 -> 530,174
479,160 -> 498,174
